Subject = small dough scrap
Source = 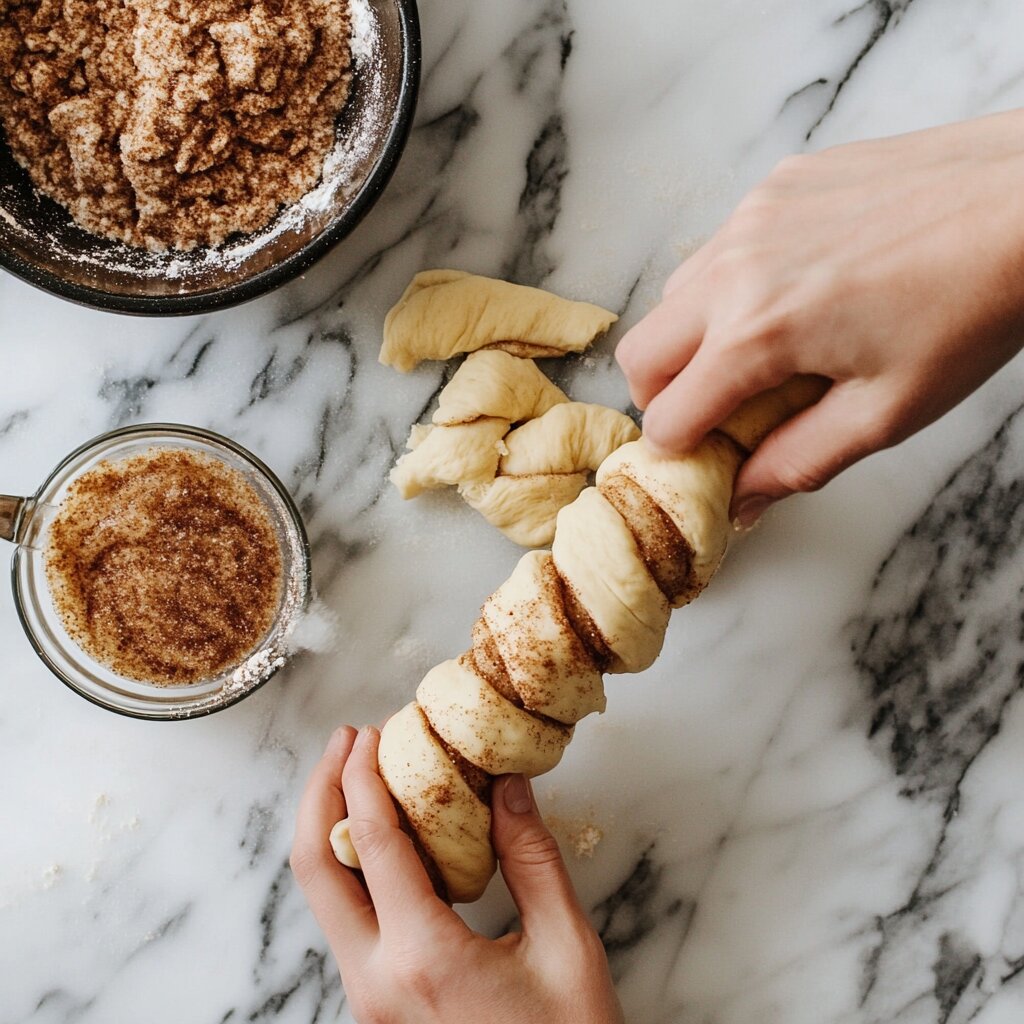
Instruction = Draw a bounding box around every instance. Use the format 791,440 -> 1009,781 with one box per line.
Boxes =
552,487 -> 670,673
717,375 -> 829,452
381,270 -> 618,372
378,702 -> 496,903
391,418 -> 509,498
417,659 -> 573,777
329,819 -> 360,869
432,350 -> 568,426
483,550 -> 606,723
500,403 -> 640,476
596,435 -> 741,603
460,474 -> 588,548
453,403 -> 639,546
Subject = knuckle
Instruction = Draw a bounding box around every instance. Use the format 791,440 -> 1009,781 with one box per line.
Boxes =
772,152 -> 811,180
572,922 -> 609,964
348,992 -> 392,1024
706,246 -> 768,302
346,816 -> 390,861
733,188 -> 774,227
614,337 -> 637,376
773,454 -> 829,494
288,845 -> 322,889
512,826 -> 564,869
388,948 -> 449,1006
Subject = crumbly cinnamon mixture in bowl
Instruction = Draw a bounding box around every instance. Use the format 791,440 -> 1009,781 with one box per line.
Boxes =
1,0 -> 353,251
0,0 -> 420,313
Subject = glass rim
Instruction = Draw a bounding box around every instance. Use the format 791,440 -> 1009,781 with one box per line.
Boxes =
11,422 -> 312,721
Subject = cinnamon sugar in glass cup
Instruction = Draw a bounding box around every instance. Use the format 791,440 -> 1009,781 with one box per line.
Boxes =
2,424 -> 311,719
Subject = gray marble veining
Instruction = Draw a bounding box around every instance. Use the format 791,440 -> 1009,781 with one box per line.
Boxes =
3,1 -> 1024,1022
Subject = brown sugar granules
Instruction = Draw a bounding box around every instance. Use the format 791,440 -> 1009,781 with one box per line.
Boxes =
0,0 -> 352,251
44,448 -> 284,686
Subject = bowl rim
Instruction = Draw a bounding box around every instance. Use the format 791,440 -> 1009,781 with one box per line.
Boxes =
0,0 -> 421,317
11,421 -> 313,720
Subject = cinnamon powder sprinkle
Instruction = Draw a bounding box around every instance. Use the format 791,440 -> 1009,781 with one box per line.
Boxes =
44,448 -> 284,686
0,0 -> 353,250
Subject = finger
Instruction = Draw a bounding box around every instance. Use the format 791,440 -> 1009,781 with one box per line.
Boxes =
291,726 -> 377,960
615,293 -> 706,410
491,775 -> 589,939
641,334 -> 792,455
342,726 -> 454,937
661,240 -> 714,298
730,381 -> 892,525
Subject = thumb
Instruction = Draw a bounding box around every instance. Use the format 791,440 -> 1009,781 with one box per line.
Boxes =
491,775 -> 587,936
731,381 -> 893,527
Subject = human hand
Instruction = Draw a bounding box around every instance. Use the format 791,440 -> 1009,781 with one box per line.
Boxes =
291,725 -> 624,1024
616,109 -> 1024,526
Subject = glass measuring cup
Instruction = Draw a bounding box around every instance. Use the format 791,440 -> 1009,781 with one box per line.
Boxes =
2,423 -> 311,720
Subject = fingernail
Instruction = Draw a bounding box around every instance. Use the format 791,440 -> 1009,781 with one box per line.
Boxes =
325,726 -> 352,754
354,725 -> 375,747
733,494 -> 773,530
503,774 -> 533,815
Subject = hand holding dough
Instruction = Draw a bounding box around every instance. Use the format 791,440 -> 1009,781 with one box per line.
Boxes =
345,377 -> 824,903
340,272 -> 828,903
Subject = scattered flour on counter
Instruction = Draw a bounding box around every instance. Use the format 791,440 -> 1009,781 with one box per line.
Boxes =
40,864 -> 63,890
288,597 -> 343,654
545,816 -> 605,859
540,791 -> 608,859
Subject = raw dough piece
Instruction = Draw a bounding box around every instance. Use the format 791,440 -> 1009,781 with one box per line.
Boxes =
431,350 -> 568,426
499,403 -> 640,476
597,433 -> 742,604
391,418 -> 509,498
378,702 -> 496,904
457,402 -> 640,547
717,375 -> 829,451
329,819 -> 360,869
390,351 -> 638,546
417,659 -> 573,777
481,550 -> 606,723
381,270 -> 618,372
390,350 -> 570,500
552,487 -> 670,674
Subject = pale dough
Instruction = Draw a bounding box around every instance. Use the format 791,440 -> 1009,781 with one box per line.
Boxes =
596,434 -> 742,604
499,403 -> 640,476
417,658 -> 573,777
432,350 -> 568,426
329,819 -> 360,869
390,349 -> 638,546
552,487 -> 670,674
378,702 -> 496,904
456,402 -> 640,546
373,271 -> 829,905
460,474 -> 589,549
381,270 -> 618,372
391,417 -> 508,498
482,550 -> 606,723
717,375 -> 829,451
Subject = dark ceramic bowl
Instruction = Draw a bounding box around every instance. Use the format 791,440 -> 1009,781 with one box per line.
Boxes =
0,0 -> 420,316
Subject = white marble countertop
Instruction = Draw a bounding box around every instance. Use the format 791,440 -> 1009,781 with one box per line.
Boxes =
4,1 -> 1024,1021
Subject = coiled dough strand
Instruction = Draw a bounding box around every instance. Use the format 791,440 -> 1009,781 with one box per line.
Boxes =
346,376 -> 829,902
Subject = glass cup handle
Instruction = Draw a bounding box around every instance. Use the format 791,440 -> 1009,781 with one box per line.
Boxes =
1,495 -> 29,544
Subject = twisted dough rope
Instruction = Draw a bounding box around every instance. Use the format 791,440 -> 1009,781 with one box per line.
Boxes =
334,374 -> 829,902
391,349 -> 640,546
